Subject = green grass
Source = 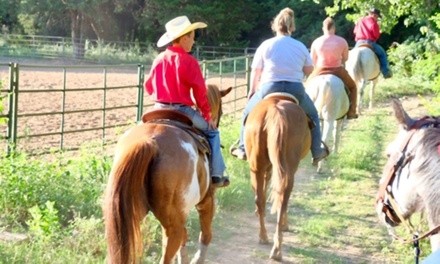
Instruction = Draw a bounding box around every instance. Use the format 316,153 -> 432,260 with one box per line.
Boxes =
0,75 -> 437,263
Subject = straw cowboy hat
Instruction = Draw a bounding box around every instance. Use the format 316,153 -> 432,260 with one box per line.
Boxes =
157,16 -> 207,48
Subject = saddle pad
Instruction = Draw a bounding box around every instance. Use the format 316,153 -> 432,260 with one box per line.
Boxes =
264,92 -> 299,104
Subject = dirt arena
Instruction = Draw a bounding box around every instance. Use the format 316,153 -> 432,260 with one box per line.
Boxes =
0,59 -> 247,153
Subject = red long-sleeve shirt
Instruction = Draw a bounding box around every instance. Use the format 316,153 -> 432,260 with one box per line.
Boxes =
145,46 -> 212,122
354,15 -> 380,42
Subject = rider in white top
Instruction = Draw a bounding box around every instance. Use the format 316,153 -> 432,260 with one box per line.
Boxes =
231,7 -> 329,166
253,35 -> 312,84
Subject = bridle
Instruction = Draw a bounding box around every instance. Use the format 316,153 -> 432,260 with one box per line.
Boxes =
376,116 -> 440,263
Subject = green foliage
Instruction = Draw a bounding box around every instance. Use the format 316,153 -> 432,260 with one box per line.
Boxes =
388,38 -> 425,77
0,149 -> 111,228
27,201 -> 62,242
0,80 -> 6,125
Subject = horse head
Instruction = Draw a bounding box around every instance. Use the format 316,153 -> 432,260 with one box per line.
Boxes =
206,84 -> 232,127
376,99 -> 440,251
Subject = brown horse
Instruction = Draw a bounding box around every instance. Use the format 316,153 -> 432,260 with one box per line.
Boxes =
244,94 -> 311,261
103,84 -> 232,264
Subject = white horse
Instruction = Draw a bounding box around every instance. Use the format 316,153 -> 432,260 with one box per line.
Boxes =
345,46 -> 380,114
376,99 -> 440,255
306,74 -> 349,158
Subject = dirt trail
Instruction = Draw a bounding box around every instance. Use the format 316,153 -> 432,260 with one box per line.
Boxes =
201,96 -> 431,264
205,167 -> 367,264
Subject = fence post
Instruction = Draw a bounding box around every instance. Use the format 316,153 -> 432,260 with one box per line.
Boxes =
245,55 -> 251,95
136,64 -> 145,122
7,63 -> 19,154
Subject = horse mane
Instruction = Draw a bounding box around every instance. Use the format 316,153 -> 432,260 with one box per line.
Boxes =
411,127 -> 440,224
206,84 -> 221,125
414,127 -> 440,179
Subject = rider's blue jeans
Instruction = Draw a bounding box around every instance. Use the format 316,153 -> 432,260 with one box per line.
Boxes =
154,103 -> 226,177
237,81 -> 323,158
356,40 -> 391,76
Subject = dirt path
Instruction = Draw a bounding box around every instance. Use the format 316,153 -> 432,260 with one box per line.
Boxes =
205,167 -> 368,264
200,96 -> 432,264
206,168 -> 317,264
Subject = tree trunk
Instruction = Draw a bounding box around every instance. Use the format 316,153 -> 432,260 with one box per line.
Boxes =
70,10 -> 85,59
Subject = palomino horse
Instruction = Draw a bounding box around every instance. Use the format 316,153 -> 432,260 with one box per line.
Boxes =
306,74 -> 349,171
244,94 -> 311,261
345,46 -> 380,114
376,99 -> 440,258
103,84 -> 232,264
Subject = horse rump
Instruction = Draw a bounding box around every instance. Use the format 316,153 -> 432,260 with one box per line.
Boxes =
103,134 -> 158,264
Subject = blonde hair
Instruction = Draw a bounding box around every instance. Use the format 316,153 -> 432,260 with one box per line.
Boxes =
271,8 -> 295,35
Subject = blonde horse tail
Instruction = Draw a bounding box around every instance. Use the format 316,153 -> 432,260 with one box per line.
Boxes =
104,137 -> 157,264
265,108 -> 288,215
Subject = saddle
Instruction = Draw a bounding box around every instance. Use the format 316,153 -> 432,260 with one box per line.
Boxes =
357,43 -> 374,50
142,109 -> 210,155
262,92 -> 315,129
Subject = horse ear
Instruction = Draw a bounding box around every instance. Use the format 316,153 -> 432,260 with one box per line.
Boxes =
220,87 -> 232,98
391,99 -> 415,130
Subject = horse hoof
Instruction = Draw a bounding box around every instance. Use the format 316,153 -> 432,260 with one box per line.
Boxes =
270,250 -> 282,261
259,238 -> 270,245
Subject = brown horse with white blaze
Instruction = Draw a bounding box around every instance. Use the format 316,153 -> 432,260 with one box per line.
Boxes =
244,94 -> 311,261
103,84 -> 232,264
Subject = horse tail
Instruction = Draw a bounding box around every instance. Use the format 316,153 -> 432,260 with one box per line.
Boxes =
104,136 -> 157,264
352,49 -> 364,83
265,106 -> 288,215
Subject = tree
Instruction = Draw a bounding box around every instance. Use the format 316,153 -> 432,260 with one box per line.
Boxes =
325,0 -> 440,33
137,0 -> 260,47
19,0 -> 142,58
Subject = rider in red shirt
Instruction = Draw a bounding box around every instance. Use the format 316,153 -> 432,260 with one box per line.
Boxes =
145,16 -> 229,188
353,8 -> 392,78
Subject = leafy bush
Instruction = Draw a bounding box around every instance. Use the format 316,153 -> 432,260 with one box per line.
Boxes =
0,149 -> 111,228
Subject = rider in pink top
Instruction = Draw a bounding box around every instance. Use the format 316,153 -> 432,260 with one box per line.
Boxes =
310,32 -> 347,68
308,17 -> 358,119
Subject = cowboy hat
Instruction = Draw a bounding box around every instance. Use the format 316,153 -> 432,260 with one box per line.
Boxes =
369,8 -> 382,18
157,16 -> 207,48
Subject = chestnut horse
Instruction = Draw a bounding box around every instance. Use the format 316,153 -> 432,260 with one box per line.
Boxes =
244,94 -> 311,261
345,46 -> 380,114
376,99 -> 440,258
103,84 -> 232,264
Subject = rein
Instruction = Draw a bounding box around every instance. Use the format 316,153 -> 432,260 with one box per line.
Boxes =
376,116 -> 440,262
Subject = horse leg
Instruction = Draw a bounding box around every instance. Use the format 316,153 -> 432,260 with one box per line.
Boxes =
160,221 -> 186,264
317,119 -> 332,173
369,80 -> 377,109
177,228 -> 189,264
190,194 -> 215,264
270,180 -> 293,261
357,81 -> 365,115
251,169 -> 269,244
334,119 -> 343,154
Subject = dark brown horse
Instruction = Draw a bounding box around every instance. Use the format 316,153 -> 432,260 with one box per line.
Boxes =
244,93 -> 311,261
103,84 -> 232,264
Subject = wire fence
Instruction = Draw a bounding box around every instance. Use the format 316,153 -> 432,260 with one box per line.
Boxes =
0,34 -> 256,64
0,55 -> 252,155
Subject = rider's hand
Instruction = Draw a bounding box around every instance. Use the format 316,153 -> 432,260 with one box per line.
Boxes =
208,120 -> 217,130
